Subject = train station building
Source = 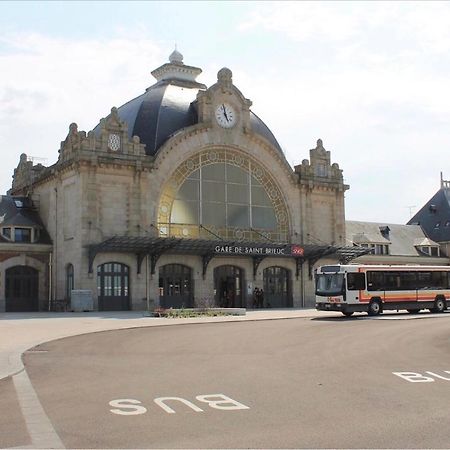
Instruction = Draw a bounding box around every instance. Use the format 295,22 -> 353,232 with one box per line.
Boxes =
1,51 -> 366,312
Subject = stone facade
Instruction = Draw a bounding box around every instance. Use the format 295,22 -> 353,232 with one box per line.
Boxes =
7,54 -> 348,311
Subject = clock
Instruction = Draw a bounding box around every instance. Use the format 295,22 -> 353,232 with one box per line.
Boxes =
215,103 -> 236,128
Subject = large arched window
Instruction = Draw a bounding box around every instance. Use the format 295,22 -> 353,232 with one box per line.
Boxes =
158,150 -> 289,241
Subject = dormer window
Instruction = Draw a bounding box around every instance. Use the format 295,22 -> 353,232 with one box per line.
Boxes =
14,228 -> 31,242
379,226 -> 390,239
354,242 -> 389,255
2,226 -> 37,243
419,246 -> 440,257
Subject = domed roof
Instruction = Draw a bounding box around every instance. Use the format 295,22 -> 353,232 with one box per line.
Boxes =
94,55 -> 284,156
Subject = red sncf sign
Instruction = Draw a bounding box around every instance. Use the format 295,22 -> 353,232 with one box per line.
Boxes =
291,245 -> 304,256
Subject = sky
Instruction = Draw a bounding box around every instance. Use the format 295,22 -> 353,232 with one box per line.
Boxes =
0,1 -> 449,224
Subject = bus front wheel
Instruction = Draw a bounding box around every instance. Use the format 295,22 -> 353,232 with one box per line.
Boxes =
368,300 -> 382,316
342,311 -> 354,317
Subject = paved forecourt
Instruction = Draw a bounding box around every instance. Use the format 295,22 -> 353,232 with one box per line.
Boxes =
17,313 -> 450,449
2,309 -> 450,448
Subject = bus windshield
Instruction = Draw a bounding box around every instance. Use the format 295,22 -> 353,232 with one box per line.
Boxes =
315,273 -> 345,296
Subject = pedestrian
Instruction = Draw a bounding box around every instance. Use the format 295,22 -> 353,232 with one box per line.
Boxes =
252,287 -> 259,309
258,288 -> 264,308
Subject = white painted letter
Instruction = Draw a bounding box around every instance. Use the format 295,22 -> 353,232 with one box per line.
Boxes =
392,372 -> 435,383
109,399 -> 147,415
195,394 -> 250,410
426,371 -> 450,381
154,397 -> 204,414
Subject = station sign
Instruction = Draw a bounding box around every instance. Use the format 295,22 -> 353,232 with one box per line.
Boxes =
213,244 -> 304,257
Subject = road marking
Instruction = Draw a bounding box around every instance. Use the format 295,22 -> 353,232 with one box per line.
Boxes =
13,370 -> 65,449
110,394 -> 250,415
393,371 -> 450,382
109,399 -> 148,415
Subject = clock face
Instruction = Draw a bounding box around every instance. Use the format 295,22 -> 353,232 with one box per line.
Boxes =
215,103 -> 236,128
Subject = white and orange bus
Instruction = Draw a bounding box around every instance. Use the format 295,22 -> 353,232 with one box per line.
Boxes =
315,264 -> 450,317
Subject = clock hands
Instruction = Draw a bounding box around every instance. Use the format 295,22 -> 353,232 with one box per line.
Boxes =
222,104 -> 229,122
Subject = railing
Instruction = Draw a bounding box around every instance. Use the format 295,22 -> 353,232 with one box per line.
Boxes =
156,223 -> 289,243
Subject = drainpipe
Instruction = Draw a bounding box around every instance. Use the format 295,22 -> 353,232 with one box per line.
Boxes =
54,187 -> 58,302
146,254 -> 150,312
48,252 -> 52,311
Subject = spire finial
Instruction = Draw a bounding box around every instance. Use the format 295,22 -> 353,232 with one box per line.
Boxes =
169,46 -> 183,65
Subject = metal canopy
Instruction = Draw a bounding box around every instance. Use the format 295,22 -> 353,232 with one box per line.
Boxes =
87,235 -> 370,275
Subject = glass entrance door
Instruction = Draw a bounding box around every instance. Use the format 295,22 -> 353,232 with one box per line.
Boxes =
158,264 -> 193,308
214,265 -> 244,308
97,263 -> 130,311
5,266 -> 39,312
263,266 -> 292,308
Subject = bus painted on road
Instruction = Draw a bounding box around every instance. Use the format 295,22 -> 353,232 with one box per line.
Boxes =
315,264 -> 450,317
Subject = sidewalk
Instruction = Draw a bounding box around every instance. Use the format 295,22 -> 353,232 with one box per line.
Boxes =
0,308 -> 328,381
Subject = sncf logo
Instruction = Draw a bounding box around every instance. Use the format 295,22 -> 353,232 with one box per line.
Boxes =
292,245 -> 304,256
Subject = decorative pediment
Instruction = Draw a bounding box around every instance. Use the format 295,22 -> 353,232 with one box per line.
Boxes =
11,153 -> 46,192
58,107 -> 146,163
294,139 -> 346,189
196,67 -> 252,130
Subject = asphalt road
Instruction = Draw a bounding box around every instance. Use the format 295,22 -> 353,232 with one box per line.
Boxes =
5,314 -> 450,448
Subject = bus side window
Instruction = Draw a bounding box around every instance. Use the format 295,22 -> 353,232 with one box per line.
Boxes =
367,271 -> 383,291
347,273 -> 366,291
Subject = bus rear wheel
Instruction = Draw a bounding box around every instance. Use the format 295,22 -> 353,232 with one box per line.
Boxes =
431,298 -> 446,313
368,300 -> 382,316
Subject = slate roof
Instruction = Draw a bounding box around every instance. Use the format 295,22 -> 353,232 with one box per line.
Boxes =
346,221 -> 439,257
407,187 -> 450,242
0,196 -> 52,244
93,80 -> 284,157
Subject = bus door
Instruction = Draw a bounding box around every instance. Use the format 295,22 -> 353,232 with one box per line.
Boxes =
366,271 -> 386,304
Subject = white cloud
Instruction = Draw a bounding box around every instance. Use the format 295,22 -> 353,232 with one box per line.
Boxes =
0,32 -> 164,192
1,3 -> 450,226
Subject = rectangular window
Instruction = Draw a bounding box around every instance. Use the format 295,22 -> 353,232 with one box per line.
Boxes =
227,204 -> 249,227
14,228 -> 31,242
252,206 -> 277,229
226,165 -> 248,184
171,200 -> 199,224
399,272 -> 417,290
2,228 -> 11,239
202,202 -> 226,226
251,186 -> 272,207
202,163 -> 225,181
367,271 -> 384,291
227,184 -> 249,204
202,181 -> 225,202
176,180 -> 199,201
347,273 -> 366,291
417,272 -> 432,289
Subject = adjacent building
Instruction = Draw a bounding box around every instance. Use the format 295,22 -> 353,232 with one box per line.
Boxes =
346,220 -> 447,265
408,173 -> 450,257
